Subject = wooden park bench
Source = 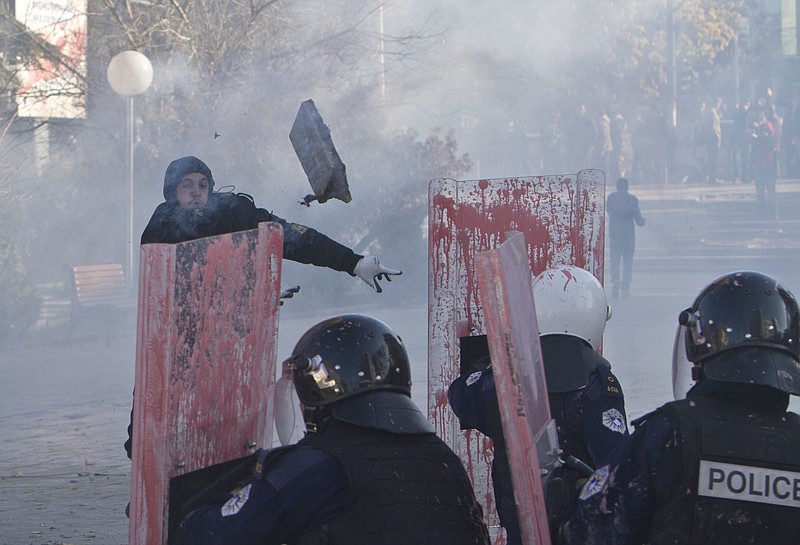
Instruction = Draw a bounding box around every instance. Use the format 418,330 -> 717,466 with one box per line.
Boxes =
68,263 -> 136,344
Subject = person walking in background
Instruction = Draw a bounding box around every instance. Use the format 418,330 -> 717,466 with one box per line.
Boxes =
606,177 -> 645,298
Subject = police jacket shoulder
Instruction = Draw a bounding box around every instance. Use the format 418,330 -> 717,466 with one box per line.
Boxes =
223,193 -> 361,274
223,192 -> 274,221
630,403 -> 678,437
586,358 -> 624,401
637,385 -> 800,545
447,365 -> 501,439
301,420 -> 491,545
256,443 -> 344,491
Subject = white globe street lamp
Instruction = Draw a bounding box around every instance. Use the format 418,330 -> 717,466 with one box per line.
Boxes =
107,51 -> 153,96
107,51 -> 153,292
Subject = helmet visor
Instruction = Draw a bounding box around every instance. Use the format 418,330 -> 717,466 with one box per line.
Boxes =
672,324 -> 694,400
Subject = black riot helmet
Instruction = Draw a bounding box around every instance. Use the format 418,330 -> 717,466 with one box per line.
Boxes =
678,271 -> 800,394
287,314 -> 432,433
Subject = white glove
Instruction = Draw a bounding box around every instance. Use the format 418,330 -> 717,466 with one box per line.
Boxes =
354,256 -> 402,293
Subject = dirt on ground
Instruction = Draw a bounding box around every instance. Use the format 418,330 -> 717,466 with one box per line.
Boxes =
1,329 -> 134,545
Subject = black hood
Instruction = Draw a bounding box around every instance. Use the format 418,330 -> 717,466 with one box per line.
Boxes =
163,156 -> 215,201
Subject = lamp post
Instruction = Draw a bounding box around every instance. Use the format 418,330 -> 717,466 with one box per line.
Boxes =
107,51 -> 153,293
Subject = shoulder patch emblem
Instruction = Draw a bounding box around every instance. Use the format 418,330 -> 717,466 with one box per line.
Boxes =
602,408 -> 627,434
579,465 -> 610,500
466,370 -> 483,386
221,483 -> 251,517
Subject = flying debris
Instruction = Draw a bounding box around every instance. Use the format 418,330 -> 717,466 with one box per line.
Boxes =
289,99 -> 351,206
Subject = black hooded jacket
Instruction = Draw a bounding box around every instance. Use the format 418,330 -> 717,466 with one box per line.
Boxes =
141,192 -> 361,274
140,156 -> 361,274
126,158 -> 364,460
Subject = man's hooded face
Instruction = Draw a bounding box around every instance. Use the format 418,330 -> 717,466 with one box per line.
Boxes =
176,172 -> 210,209
163,156 -> 215,206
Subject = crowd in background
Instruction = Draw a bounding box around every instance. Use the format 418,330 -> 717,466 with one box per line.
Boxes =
529,93 -> 800,200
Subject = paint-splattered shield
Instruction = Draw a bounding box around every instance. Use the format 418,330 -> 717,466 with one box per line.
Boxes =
128,223 -> 283,545
428,170 -> 604,540
476,232 -> 557,545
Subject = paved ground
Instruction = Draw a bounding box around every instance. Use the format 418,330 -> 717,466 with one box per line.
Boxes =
1,335 -> 134,545
2,177 -> 799,545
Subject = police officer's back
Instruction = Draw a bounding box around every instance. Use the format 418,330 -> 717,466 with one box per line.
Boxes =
176,314 -> 490,545
559,270 -> 800,545
448,266 -> 629,543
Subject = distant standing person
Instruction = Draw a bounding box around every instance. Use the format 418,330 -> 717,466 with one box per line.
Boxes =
748,106 -> 779,219
566,104 -> 597,170
702,97 -> 723,183
606,177 -> 645,298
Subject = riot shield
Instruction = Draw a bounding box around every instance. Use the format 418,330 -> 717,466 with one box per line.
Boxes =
129,222 -> 283,545
476,231 -> 557,545
428,170 -> 604,538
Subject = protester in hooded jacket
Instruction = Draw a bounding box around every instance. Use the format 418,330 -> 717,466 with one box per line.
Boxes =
141,156 -> 400,288
124,156 -> 401,462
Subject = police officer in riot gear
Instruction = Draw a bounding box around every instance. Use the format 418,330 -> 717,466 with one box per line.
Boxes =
448,266 -> 628,544
176,314 -> 490,545
559,270 -> 800,545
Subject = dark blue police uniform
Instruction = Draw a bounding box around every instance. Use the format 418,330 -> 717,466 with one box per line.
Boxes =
176,445 -> 347,545
176,419 -> 490,545
558,379 -> 800,545
448,334 -> 628,544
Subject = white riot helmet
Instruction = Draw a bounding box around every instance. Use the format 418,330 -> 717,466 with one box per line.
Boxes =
532,266 -> 611,350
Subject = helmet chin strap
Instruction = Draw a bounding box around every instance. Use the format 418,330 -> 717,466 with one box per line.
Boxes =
692,365 -> 705,382
303,406 -> 331,434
